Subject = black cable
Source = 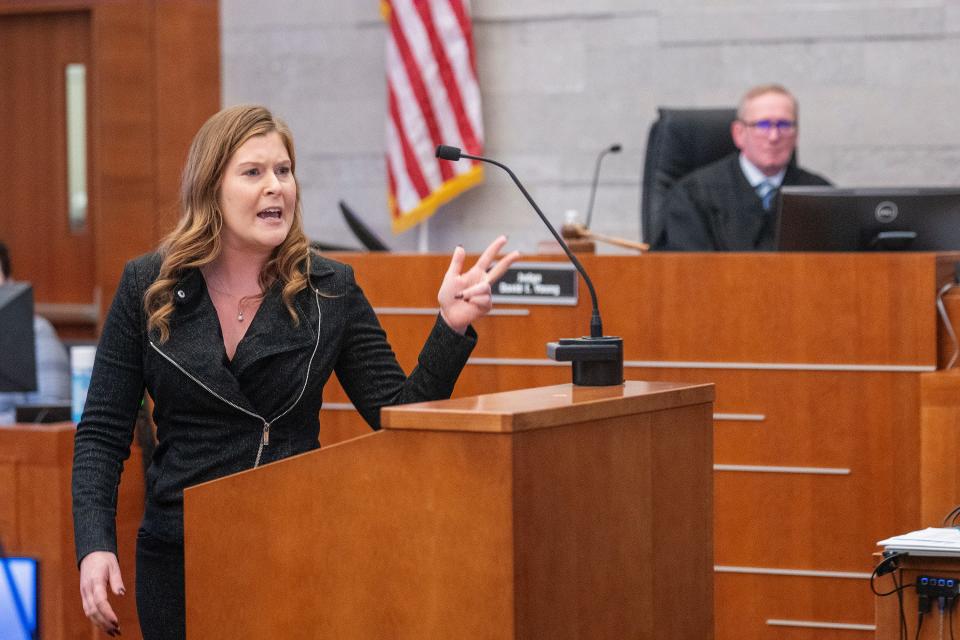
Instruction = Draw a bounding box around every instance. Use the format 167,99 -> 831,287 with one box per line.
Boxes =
941,596 -> 949,640
873,569 -> 911,596
936,280 -> 959,369
944,591 -> 958,640
943,504 -> 960,527
917,588 -> 933,640
947,606 -> 953,640
871,553 -> 910,639
873,552 -> 908,595
938,260 -> 960,370
895,570 -> 908,640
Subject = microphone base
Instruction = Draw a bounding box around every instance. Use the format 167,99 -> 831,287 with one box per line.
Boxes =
546,337 -> 624,387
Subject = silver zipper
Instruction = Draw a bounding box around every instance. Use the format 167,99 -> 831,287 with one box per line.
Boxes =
253,421 -> 270,468
148,340 -> 265,420
149,288 -> 324,468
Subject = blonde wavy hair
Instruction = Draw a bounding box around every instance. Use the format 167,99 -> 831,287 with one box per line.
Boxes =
144,105 -> 310,342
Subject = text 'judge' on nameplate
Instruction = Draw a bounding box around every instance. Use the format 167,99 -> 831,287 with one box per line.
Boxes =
491,261 -> 578,306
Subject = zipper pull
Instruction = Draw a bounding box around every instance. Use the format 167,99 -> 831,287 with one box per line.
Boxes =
261,421 -> 270,446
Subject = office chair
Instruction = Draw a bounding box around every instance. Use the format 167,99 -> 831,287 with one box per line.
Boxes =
640,108 -> 737,245
339,200 -> 390,252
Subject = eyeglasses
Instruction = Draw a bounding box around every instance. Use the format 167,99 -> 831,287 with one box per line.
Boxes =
741,119 -> 797,135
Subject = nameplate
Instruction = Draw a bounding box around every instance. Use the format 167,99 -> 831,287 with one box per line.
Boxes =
491,261 -> 578,306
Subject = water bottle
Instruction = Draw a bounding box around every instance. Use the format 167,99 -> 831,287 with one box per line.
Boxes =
70,345 -> 96,424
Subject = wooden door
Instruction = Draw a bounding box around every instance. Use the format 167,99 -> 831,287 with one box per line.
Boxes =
0,11 -> 94,315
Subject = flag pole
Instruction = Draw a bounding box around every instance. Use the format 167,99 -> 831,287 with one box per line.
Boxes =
417,218 -> 430,254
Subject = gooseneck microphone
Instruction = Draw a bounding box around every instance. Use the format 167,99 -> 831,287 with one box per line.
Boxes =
436,144 -> 623,386
436,144 -> 603,336
584,143 -> 622,229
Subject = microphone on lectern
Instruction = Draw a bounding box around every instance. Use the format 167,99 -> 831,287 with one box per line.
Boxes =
584,143 -> 622,229
435,144 -> 623,386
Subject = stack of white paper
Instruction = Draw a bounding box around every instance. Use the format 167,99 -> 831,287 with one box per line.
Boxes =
877,528 -> 960,556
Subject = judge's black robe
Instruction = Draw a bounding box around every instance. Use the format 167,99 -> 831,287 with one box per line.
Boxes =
653,153 -> 831,251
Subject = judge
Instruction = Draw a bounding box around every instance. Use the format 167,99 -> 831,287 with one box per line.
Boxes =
653,84 -> 831,251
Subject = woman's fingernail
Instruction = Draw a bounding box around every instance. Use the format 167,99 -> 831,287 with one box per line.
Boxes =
119,588 -> 126,596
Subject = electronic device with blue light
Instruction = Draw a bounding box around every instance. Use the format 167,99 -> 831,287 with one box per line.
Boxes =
0,554 -> 39,640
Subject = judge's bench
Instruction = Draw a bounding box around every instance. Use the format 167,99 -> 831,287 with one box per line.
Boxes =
6,251 -> 960,639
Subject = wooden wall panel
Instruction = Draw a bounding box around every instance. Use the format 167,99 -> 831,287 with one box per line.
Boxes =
335,252 -> 950,365
153,1 -> 221,239
1,1 -> 220,337
919,371 -> 960,526
90,3 -> 156,326
0,11 -> 94,305
90,0 -> 220,324
718,573 -> 874,640
318,252 -> 959,639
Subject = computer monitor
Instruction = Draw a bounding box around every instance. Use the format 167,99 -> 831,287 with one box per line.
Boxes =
0,556 -> 39,640
0,282 -> 37,392
777,187 -> 960,251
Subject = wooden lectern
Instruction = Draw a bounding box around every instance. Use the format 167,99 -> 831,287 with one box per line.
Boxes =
184,381 -> 714,639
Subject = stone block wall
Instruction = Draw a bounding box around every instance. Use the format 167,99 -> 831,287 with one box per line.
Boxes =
222,0 -> 960,252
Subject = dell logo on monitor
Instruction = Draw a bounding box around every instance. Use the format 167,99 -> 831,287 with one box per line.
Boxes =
875,201 -> 899,223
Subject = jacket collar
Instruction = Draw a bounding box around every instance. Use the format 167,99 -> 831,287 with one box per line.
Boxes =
150,258 -> 334,415
308,255 -> 336,279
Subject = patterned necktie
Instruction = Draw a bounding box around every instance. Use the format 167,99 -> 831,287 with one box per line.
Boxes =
757,180 -> 776,211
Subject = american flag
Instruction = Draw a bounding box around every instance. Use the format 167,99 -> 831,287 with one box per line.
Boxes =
383,0 -> 484,233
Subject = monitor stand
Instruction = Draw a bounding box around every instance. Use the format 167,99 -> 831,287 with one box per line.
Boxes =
869,230 -> 917,250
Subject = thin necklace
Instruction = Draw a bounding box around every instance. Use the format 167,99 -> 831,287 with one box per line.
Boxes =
203,272 -> 260,323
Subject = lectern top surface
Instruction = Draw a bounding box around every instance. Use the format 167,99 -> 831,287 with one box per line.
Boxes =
382,380 -> 713,433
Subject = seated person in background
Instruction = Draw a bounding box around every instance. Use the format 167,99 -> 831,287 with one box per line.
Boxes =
0,241 -> 71,425
653,84 -> 831,251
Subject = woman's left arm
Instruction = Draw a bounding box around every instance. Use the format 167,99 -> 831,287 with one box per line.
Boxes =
333,236 -> 518,428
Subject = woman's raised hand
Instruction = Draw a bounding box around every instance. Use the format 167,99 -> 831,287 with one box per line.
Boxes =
438,235 -> 520,334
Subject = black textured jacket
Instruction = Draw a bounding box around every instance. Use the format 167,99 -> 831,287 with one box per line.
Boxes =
72,252 -> 476,562
653,152 -> 831,251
